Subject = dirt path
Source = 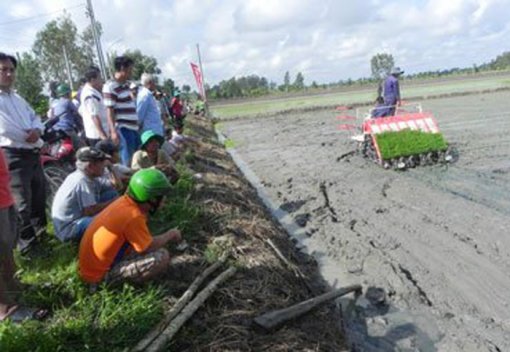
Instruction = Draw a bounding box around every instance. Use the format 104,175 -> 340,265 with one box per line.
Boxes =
222,91 -> 510,351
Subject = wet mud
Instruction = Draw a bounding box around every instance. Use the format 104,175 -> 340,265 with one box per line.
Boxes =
222,91 -> 510,351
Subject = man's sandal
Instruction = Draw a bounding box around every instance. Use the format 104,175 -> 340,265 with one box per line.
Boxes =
0,305 -> 49,323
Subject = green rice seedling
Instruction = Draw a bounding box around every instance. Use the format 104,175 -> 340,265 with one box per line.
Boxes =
214,122 -> 224,132
375,129 -> 448,160
223,138 -> 236,149
204,243 -> 222,263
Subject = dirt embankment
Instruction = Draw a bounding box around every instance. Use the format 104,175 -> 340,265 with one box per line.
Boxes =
221,91 -> 510,351
166,115 -> 348,351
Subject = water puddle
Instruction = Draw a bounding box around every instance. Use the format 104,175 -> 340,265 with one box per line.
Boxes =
216,127 -> 442,351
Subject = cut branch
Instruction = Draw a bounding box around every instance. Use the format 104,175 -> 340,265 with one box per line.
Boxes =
146,266 -> 237,352
254,284 -> 362,330
265,238 -> 313,293
132,257 -> 226,352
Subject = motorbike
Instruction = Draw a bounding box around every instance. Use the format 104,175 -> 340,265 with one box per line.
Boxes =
40,119 -> 77,209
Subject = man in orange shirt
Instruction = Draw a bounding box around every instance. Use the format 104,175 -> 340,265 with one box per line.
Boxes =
78,169 -> 181,286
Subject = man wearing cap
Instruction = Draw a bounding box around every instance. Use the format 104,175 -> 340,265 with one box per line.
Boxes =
0,52 -> 46,254
48,83 -> 84,149
95,139 -> 133,192
51,147 -> 118,242
132,130 -> 179,183
383,67 -> 404,116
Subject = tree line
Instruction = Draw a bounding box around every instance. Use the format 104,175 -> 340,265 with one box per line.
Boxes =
206,71 -> 305,99
206,51 -> 510,100
13,12 -> 172,116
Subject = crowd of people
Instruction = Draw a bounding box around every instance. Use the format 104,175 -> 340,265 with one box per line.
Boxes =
0,52 -> 200,322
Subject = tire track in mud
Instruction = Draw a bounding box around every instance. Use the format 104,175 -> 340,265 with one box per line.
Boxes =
223,91 -> 510,351
319,182 -> 339,222
311,169 -> 510,351
395,264 -> 433,307
404,166 -> 510,216
232,158 -> 510,350
304,187 -> 448,350
321,194 -> 437,313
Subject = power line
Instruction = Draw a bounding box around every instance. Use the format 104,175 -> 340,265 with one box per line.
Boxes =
85,0 -> 107,79
0,3 -> 85,27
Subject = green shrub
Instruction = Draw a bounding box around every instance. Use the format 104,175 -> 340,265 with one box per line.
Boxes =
148,164 -> 201,237
375,129 -> 448,160
2,241 -> 164,352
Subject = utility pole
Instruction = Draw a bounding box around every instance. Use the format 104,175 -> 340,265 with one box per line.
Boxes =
196,43 -> 209,116
86,0 -> 107,79
62,45 -> 74,90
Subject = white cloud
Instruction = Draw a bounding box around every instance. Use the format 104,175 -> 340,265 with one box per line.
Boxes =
9,3 -> 36,18
1,0 -> 510,87
234,0 -> 322,32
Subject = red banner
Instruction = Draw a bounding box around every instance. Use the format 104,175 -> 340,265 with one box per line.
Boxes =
190,62 -> 205,100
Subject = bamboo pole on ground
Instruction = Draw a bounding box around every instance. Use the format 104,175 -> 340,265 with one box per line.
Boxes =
146,266 -> 237,352
132,258 -> 226,351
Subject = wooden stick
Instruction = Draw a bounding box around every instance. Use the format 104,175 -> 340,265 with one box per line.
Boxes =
132,258 -> 226,352
266,238 -> 299,277
146,266 -> 237,352
265,238 -> 313,293
253,284 -> 362,330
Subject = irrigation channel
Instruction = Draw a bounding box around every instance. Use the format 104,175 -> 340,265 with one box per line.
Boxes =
219,90 -> 510,351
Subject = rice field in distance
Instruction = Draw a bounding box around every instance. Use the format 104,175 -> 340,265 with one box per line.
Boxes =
210,72 -> 510,119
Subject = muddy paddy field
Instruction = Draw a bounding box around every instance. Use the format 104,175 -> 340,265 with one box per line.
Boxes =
221,91 -> 510,351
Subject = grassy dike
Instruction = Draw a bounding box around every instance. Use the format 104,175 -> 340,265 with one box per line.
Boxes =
0,115 -> 347,351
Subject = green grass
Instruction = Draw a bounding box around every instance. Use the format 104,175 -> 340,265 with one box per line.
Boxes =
1,236 -> 165,352
149,163 -> 201,238
375,130 -> 448,160
0,165 -> 202,352
223,138 -> 236,149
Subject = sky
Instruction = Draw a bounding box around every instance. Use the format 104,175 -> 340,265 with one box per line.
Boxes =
0,0 -> 509,88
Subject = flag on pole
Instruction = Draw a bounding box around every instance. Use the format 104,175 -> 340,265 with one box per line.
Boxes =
190,62 -> 205,100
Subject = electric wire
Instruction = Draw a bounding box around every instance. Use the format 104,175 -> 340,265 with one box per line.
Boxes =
0,3 -> 85,27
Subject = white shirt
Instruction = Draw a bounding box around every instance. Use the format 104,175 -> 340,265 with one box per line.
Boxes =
80,84 -> 109,140
0,89 -> 44,149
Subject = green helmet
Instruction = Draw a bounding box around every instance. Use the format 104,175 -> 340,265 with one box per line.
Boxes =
56,83 -> 71,98
140,130 -> 164,149
127,169 -> 171,203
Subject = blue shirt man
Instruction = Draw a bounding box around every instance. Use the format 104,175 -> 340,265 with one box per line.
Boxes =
383,67 -> 404,116
52,97 -> 82,132
137,73 -> 164,136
